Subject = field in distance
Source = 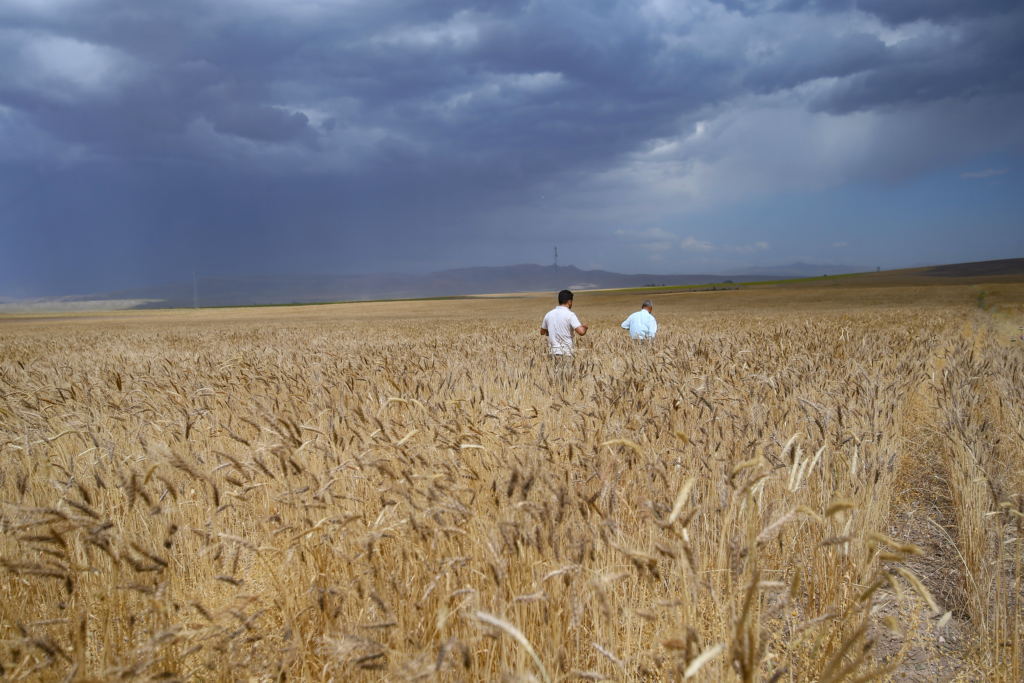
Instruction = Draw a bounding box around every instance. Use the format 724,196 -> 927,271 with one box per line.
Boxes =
1,274 -> 1023,682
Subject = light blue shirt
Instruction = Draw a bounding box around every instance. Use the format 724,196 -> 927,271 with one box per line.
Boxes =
621,309 -> 657,339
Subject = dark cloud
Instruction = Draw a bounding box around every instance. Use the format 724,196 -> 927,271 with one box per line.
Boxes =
857,0 -> 1021,26
0,0 -> 1022,296
211,107 -> 310,142
741,30 -> 889,95
733,0 -> 1020,25
812,10 -> 1024,113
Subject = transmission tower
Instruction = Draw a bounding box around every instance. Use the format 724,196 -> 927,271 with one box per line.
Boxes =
551,247 -> 558,292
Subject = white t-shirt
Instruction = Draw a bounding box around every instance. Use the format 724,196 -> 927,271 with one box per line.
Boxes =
542,305 -> 582,355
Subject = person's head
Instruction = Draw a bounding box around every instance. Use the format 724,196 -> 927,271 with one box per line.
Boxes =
642,299 -> 653,312
558,290 -> 574,306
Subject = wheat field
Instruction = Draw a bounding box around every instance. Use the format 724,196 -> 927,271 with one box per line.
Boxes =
1,280 -> 1022,682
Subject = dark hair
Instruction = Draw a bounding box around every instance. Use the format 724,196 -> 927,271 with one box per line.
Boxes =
558,289 -> 573,305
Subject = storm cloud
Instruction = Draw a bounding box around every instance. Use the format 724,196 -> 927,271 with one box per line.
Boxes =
1,0 -> 1022,296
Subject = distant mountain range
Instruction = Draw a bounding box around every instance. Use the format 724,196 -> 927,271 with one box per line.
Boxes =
3,259 -> 1020,313
0,261 -> 880,311
32,262 -> 867,309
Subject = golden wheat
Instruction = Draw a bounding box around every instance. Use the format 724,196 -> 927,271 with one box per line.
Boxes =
0,290 -> 1019,681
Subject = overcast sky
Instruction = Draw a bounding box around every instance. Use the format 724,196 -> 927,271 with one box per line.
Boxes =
1,0 -> 1022,296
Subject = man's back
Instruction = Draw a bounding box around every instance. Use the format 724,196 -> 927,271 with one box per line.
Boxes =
622,308 -> 657,339
542,305 -> 582,354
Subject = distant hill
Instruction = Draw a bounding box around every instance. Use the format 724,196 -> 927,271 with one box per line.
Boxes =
728,262 -> 873,278
922,258 -> 1024,278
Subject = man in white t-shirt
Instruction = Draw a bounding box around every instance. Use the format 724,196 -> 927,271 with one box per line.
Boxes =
541,289 -> 588,355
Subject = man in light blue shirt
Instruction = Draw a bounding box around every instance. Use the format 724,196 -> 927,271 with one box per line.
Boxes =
621,300 -> 657,340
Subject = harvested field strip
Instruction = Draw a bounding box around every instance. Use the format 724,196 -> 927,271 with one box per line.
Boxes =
929,312 -> 1024,681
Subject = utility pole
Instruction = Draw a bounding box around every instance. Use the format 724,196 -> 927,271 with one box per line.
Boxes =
554,246 -> 558,267
193,267 -> 198,309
